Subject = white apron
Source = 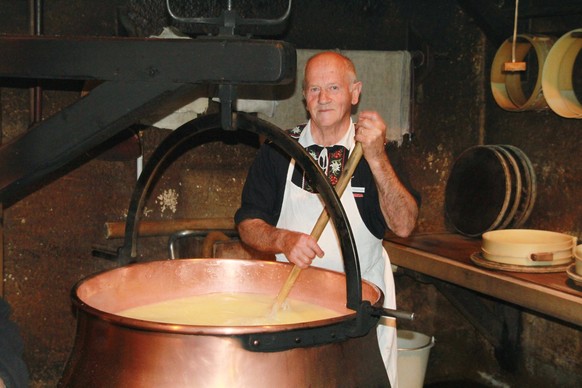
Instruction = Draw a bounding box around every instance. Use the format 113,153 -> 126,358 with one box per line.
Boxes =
275,124 -> 399,387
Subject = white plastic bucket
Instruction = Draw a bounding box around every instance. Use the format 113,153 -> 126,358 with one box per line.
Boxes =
397,330 -> 435,388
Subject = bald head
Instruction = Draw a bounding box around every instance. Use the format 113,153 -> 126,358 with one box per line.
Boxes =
303,51 -> 358,91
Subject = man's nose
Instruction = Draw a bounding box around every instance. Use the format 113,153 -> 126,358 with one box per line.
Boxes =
318,89 -> 331,103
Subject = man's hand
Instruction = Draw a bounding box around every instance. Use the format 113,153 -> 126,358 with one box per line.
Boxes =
237,219 -> 324,268
355,110 -> 387,162
278,229 -> 325,268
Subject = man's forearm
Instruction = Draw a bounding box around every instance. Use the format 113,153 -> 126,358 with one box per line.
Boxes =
367,153 -> 418,237
237,218 -> 285,254
237,218 -> 325,268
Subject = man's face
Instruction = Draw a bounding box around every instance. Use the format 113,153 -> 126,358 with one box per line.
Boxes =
303,54 -> 361,133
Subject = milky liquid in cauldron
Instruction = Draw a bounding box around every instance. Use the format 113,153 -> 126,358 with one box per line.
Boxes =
118,292 -> 342,326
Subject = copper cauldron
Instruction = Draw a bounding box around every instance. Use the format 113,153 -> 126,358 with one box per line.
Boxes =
59,258 -> 389,387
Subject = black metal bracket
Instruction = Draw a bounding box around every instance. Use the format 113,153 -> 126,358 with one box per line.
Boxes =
219,84 -> 237,131
241,313 -> 378,352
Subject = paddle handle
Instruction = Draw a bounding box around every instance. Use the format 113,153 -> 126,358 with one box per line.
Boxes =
273,143 -> 364,310
310,142 -> 363,240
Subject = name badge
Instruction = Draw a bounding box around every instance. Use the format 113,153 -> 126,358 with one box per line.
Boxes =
352,186 -> 365,198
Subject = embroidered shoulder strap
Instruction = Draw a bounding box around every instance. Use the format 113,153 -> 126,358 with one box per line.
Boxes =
286,124 -> 307,141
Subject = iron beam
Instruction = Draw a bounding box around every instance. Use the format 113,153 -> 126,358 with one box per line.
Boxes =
0,35 -> 296,85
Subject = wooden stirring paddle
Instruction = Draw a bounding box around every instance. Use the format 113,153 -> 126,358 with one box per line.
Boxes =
272,142 -> 364,313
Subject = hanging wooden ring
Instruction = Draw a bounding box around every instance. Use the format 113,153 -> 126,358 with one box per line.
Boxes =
541,28 -> 582,118
491,34 -> 555,111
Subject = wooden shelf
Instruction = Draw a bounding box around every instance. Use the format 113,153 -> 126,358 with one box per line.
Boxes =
383,233 -> 582,327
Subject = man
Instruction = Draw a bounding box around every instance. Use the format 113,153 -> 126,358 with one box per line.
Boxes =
235,51 -> 419,386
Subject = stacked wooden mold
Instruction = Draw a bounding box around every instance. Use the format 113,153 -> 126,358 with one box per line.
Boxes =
445,145 -> 536,237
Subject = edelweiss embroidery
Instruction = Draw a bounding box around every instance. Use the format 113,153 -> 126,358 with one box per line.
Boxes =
286,125 -> 350,193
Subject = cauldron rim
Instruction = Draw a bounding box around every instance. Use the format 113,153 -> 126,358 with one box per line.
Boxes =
71,258 -> 383,337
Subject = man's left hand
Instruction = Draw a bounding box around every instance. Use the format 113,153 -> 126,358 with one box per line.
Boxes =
355,110 -> 387,161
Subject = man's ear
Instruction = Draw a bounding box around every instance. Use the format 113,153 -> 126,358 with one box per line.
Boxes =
351,81 -> 362,105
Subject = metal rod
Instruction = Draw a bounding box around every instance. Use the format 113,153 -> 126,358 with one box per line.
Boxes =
380,307 -> 415,321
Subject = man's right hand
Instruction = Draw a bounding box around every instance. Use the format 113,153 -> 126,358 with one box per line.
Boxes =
277,230 -> 325,268
237,219 -> 324,268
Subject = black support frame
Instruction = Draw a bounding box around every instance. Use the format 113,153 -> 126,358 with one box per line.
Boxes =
0,35 -> 296,204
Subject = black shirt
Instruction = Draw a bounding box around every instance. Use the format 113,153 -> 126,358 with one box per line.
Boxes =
235,127 -> 397,239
